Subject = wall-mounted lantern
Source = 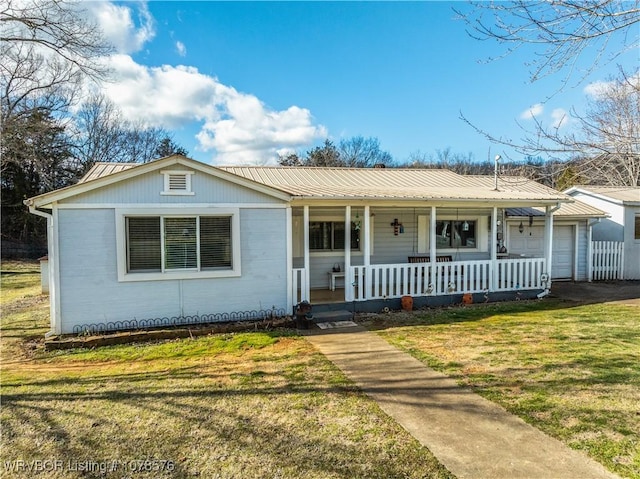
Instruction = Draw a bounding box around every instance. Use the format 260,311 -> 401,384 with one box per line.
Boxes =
518,221 -> 524,234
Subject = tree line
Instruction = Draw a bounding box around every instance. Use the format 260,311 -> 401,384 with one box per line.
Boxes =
1,1 -> 188,253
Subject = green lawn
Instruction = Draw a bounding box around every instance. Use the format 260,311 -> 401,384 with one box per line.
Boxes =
363,300 -> 640,479
3,260 -> 638,478
0,262 -> 452,479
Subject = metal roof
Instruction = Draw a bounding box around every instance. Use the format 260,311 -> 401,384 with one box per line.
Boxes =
506,200 -> 607,218
76,162 -> 573,204
218,166 -> 570,202
79,162 -> 138,183
569,186 -> 640,204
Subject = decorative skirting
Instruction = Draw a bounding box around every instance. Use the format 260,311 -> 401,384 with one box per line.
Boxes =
71,307 -> 287,335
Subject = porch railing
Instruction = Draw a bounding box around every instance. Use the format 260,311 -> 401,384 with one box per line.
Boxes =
495,258 -> 546,291
350,258 -> 546,301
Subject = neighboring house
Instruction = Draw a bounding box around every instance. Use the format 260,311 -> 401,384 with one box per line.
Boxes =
26,155 -> 605,336
564,186 -> 640,279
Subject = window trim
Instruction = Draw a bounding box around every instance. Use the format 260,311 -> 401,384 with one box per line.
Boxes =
417,215 -> 488,253
309,220 -> 360,252
160,170 -> 195,196
116,207 -> 241,282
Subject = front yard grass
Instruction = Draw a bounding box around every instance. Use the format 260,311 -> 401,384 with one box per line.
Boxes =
0,262 -> 452,479
364,300 -> 640,479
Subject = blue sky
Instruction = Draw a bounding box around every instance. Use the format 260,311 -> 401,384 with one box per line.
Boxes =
89,1 -> 637,166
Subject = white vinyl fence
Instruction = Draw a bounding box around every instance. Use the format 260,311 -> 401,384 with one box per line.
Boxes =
591,241 -> 624,280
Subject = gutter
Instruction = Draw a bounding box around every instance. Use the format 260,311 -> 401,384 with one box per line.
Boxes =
26,202 -> 57,338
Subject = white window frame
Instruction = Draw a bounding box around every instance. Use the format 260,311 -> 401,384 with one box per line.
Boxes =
160,170 -> 195,196
418,214 -> 488,253
293,214 -> 373,257
116,207 -> 241,282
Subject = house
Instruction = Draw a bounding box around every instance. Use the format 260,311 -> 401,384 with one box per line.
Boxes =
26,155 -> 605,336
564,186 -> 640,279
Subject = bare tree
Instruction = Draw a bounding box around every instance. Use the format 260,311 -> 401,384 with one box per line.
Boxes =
1,0 -> 113,174
457,0 -> 640,85
462,70 -> 640,186
338,136 -> 393,167
72,94 -> 188,175
1,0 -> 111,79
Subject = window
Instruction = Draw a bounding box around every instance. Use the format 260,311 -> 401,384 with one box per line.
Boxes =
161,170 -> 194,195
435,220 -> 477,248
310,221 -> 360,251
635,214 -> 640,240
126,215 -> 232,273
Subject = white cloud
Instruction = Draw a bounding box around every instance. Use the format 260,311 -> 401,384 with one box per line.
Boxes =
520,103 -> 543,120
584,80 -> 610,99
101,55 -> 326,165
176,41 -> 187,57
81,2 -> 326,165
584,72 -> 640,98
87,1 -> 155,54
551,108 -> 569,129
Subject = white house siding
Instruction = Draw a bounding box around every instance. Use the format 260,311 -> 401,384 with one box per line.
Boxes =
624,206 -> 640,279
567,191 -> 639,279
59,167 -> 279,205
576,221 -> 589,281
56,208 -> 288,334
570,192 -> 625,242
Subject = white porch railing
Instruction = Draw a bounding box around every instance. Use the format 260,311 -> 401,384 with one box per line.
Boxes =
592,241 -> 624,280
292,268 -> 308,304
495,258 -> 546,291
350,258 -> 546,301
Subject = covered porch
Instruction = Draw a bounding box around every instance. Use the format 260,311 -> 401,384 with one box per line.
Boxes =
290,203 -> 555,306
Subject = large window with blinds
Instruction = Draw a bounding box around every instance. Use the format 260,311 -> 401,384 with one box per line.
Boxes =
126,215 -> 232,273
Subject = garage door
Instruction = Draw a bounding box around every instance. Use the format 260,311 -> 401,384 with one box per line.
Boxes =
508,225 -> 574,279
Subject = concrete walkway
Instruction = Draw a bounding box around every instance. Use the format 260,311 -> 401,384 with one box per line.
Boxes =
304,326 -> 619,479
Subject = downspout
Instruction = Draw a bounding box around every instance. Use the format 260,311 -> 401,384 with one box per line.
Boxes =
27,203 -> 58,337
538,202 -> 562,299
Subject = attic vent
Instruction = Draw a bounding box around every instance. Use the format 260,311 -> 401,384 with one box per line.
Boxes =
161,170 -> 194,196
169,174 -> 187,191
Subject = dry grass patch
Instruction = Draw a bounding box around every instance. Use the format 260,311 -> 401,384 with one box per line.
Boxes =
365,300 -> 640,479
1,261 -> 452,479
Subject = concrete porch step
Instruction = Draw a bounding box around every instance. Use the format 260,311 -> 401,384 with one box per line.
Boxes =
311,310 -> 353,323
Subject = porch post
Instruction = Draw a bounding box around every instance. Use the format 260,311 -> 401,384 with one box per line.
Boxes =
286,206 -> 293,311
344,205 -> 352,301
430,206 -> 436,289
544,205 -> 554,288
303,205 -> 310,301
363,205 -> 371,299
490,206 -> 498,291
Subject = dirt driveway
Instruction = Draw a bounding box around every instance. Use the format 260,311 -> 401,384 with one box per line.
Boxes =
550,280 -> 640,306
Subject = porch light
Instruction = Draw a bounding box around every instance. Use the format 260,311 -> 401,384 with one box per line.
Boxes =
462,221 -> 469,232
518,222 -> 524,234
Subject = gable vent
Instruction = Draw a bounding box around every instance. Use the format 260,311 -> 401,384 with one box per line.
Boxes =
161,170 -> 194,195
168,174 -> 187,191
